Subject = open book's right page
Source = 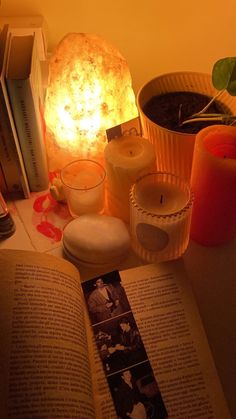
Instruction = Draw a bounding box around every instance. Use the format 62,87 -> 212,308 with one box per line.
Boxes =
86,260 -> 231,418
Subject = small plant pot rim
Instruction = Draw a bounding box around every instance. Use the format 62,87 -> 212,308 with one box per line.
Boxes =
137,71 -> 218,137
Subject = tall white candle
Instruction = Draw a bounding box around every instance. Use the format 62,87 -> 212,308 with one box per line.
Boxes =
104,135 -> 156,222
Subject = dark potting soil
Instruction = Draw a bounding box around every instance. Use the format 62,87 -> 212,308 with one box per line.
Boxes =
143,91 -> 230,134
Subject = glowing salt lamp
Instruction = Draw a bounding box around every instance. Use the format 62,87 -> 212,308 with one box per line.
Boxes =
44,33 -> 138,172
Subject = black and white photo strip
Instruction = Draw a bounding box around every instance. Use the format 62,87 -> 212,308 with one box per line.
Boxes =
82,270 -> 168,419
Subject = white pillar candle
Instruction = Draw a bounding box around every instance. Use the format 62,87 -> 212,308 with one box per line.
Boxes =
130,172 -> 193,263
104,135 -> 156,222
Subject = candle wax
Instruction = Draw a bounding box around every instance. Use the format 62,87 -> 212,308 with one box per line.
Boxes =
62,165 -> 105,217
65,170 -> 102,189
135,182 -> 189,215
119,141 -> 144,158
68,186 -> 104,215
204,133 -> 236,158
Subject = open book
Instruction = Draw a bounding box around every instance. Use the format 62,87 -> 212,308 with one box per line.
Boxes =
0,249 -> 231,418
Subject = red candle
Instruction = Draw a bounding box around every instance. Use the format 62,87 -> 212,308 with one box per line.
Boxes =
190,125 -> 236,245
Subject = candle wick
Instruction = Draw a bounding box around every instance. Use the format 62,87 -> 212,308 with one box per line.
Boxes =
160,194 -> 163,204
224,155 -> 227,159
129,150 -> 133,156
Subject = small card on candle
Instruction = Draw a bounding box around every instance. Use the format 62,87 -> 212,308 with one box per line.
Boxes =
106,116 -> 142,141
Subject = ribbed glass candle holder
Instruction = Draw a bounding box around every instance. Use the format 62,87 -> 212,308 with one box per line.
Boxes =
129,172 -> 194,263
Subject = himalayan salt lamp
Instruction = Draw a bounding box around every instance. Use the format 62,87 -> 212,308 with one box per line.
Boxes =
44,33 -> 138,172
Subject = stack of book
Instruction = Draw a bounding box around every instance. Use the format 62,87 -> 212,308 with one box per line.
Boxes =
0,16 -> 49,198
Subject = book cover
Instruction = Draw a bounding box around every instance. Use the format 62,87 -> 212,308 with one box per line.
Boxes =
5,32 -> 49,192
0,15 -> 47,61
0,24 -> 30,197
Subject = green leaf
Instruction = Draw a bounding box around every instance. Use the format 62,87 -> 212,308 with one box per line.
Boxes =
212,57 -> 236,95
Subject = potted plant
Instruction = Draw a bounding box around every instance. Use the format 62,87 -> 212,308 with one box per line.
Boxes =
137,58 -> 236,182
182,57 -> 236,126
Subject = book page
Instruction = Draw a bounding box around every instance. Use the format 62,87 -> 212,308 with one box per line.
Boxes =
0,249 -> 95,419
86,260 -> 231,418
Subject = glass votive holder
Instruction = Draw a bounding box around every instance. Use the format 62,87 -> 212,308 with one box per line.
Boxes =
129,172 -> 194,263
61,159 -> 106,217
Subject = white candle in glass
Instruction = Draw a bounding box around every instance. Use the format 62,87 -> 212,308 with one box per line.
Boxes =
61,160 -> 106,217
104,135 -> 156,222
130,172 -> 193,263
136,182 -> 188,214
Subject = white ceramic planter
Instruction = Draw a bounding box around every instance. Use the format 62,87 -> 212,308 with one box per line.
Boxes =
137,71 -> 236,182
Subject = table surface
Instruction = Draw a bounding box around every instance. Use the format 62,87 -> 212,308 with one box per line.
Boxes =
1,194 -> 235,418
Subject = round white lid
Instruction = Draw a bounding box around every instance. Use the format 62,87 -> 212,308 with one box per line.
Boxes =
63,214 -> 130,266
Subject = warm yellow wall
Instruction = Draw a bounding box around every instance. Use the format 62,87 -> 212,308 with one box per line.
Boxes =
1,0 -> 236,93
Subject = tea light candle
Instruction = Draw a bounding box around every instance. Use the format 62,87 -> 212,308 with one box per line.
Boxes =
130,172 -> 193,263
104,135 -> 156,222
61,159 -> 106,217
190,125 -> 236,245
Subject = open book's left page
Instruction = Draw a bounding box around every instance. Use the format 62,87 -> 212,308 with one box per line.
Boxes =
0,249 -> 95,419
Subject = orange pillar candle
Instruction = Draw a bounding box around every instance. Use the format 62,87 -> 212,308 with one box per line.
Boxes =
190,125 -> 236,245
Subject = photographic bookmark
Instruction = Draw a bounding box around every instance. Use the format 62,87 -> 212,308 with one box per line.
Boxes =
81,270 -> 168,419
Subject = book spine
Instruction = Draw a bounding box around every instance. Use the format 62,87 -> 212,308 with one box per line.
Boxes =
0,24 -> 30,198
6,79 -> 49,192
0,162 -> 7,193
0,85 -> 26,194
